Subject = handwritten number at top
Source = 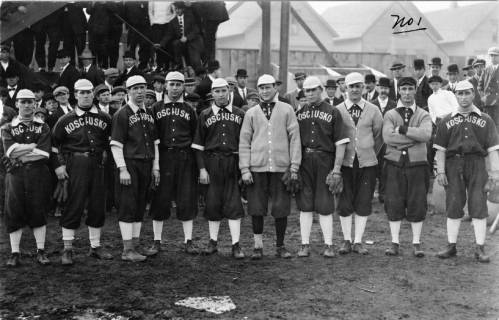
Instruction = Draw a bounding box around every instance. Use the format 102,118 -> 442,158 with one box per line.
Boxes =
391,15 -> 427,34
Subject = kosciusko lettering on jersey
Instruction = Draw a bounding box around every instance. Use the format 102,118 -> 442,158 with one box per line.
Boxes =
205,112 -> 242,127
129,111 -> 155,126
10,123 -> 43,136
445,114 -> 486,129
156,107 -> 192,121
296,109 -> 333,122
64,116 -> 109,134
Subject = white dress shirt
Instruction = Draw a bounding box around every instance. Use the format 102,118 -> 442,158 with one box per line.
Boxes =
377,96 -> 388,113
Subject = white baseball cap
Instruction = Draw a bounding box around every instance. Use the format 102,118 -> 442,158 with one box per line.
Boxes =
257,74 -> 276,87
211,78 -> 229,89
126,75 -> 147,89
302,76 -> 323,90
345,72 -> 364,86
16,89 -> 35,99
165,71 -> 185,82
455,80 -> 474,91
74,79 -> 94,91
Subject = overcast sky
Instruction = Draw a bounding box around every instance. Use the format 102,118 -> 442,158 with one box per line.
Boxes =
308,1 -> 489,13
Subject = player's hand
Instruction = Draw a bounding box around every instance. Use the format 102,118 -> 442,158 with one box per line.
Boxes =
436,172 -> 448,187
242,172 -> 253,185
152,169 -> 160,187
199,168 -> 210,184
119,167 -> 131,186
55,165 -> 69,180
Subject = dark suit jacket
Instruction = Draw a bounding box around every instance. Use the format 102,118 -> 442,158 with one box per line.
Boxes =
115,66 -> 143,87
47,105 -> 72,129
388,79 -> 401,101
278,95 -> 290,104
124,2 -> 150,28
478,65 -> 499,107
325,95 -> 345,107
57,64 -> 81,96
193,2 -> 229,23
415,75 -> 432,111
61,3 -> 88,35
232,88 -> 247,108
87,2 -> 123,34
196,76 -> 212,100
469,76 -> 483,109
371,97 -> 397,116
81,64 -> 105,86
362,89 -> 378,102
5,86 -> 22,109
0,58 -> 24,87
160,9 -> 203,47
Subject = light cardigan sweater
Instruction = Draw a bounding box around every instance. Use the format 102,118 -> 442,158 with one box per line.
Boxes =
239,100 -> 301,174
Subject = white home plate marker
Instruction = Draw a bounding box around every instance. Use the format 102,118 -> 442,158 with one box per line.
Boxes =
175,296 -> 236,314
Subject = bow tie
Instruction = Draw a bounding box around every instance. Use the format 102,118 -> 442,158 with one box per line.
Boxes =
8,87 -> 16,91
261,102 -> 275,108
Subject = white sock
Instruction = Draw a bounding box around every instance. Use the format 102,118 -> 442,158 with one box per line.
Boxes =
228,219 -> 241,244
9,229 -> 22,253
153,220 -> 163,241
62,227 -> 75,241
319,214 -> 333,245
254,234 -> 263,249
472,218 -> 487,245
88,226 -> 101,248
447,218 -> 461,243
33,226 -> 46,250
411,222 -> 423,244
300,211 -> 314,244
132,222 -> 142,239
354,215 -> 368,244
119,222 -> 133,241
182,220 -> 193,242
339,215 -> 352,241
208,220 -> 220,241
389,221 -> 401,244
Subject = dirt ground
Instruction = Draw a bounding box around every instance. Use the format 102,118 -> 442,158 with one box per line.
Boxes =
0,196 -> 498,320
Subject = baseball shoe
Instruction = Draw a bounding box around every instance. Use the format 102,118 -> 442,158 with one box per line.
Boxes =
385,243 -> 399,256
338,240 -> 352,254
88,246 -> 113,260
184,240 -> 198,254
474,245 -> 490,263
276,246 -> 292,259
61,249 -> 74,265
232,242 -> 245,259
322,245 -> 335,258
437,243 -> 457,259
352,243 -> 369,255
36,249 -> 50,265
297,244 -> 311,257
202,240 -> 218,255
6,253 -> 20,267
136,242 -> 159,257
121,249 -> 146,262
413,244 -> 425,258
251,248 -> 263,260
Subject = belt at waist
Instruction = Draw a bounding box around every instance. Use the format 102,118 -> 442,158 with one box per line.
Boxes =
159,146 -> 192,152
205,151 -> 238,157
303,147 -> 329,153
447,152 -> 484,159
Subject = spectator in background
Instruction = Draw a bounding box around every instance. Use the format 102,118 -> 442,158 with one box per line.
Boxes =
32,10 -> 61,72
362,74 -> 378,102
196,60 -> 221,109
111,86 -> 127,105
414,59 -> 432,111
79,50 -> 105,87
233,69 -> 248,107
184,77 -> 197,95
389,62 -> 405,101
479,46 -> 499,128
470,59 -> 485,109
55,50 -> 81,103
124,1 -> 151,70
60,2 -> 87,66
47,86 -> 73,129
4,68 -> 23,108
104,68 -> 119,92
149,1 -> 175,72
284,72 -> 306,111
446,64 -> 460,93
115,51 -> 144,87
0,44 -> 24,88
151,75 -> 165,102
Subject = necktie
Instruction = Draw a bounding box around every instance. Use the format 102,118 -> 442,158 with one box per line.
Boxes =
242,89 -> 246,101
261,102 -> 275,120
349,104 -> 362,125
404,107 -> 413,125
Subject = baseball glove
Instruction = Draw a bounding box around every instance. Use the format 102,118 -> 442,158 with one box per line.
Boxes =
281,169 -> 301,194
326,171 -> 343,194
53,180 -> 69,203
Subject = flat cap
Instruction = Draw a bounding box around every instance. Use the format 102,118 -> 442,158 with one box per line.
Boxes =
473,59 -> 486,67
152,74 -> 166,83
294,72 -> 306,80
146,89 -> 156,98
257,74 -> 276,87
455,80 -> 474,91
94,84 -> 110,96
16,89 -> 35,99
390,62 -> 406,70
302,76 -> 323,89
126,75 -> 147,89
104,68 -> 119,77
428,75 -> 443,83
185,77 -> 196,85
53,86 -> 69,95
246,90 -> 259,101
111,86 -> 127,94
211,78 -> 229,89
185,92 -> 200,101
74,79 -> 94,91
109,96 -> 122,103
398,77 -> 417,87
165,71 -> 184,82
345,72 -> 364,86
487,46 -> 499,56
225,76 -> 237,85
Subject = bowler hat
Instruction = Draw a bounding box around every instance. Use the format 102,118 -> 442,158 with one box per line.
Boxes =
429,57 -> 442,66
185,77 -> 196,85
207,60 -> 220,73
325,79 -> 337,88
428,76 -> 443,83
79,50 -> 95,60
447,64 -> 459,74
378,77 -> 391,88
390,62 -> 406,71
413,59 -> 425,70
365,74 -> 376,83
235,69 -> 248,78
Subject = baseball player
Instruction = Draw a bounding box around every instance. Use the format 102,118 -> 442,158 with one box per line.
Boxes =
383,77 -> 432,257
239,74 -> 301,259
3,89 -> 52,267
434,80 -> 499,263
111,75 -> 160,262
149,71 -> 198,255
295,76 -> 348,258
191,78 -> 246,258
335,72 -> 383,255
52,79 -> 113,265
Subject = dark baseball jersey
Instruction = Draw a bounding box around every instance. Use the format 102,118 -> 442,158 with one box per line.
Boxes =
296,101 -> 349,153
191,105 -> 245,153
152,97 -> 197,148
3,118 -> 51,160
434,107 -> 499,156
52,106 -> 112,159
111,104 -> 158,159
